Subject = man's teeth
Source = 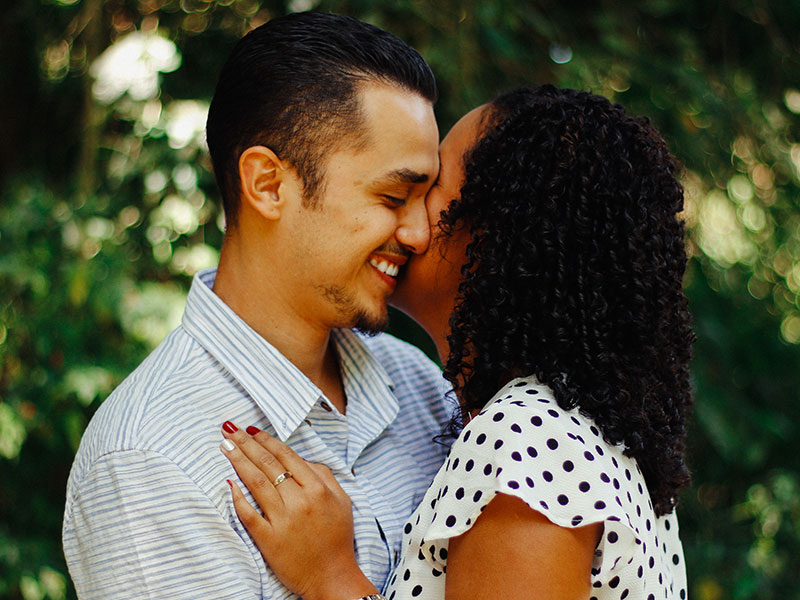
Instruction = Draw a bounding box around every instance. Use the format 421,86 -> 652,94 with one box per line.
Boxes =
370,258 -> 399,277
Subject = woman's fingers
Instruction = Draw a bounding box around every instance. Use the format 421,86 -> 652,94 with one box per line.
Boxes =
228,479 -> 277,562
220,425 -> 286,510
245,426 -> 317,486
221,421 -> 297,487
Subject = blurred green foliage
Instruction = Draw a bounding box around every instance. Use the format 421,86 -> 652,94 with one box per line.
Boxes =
1,0 -> 799,598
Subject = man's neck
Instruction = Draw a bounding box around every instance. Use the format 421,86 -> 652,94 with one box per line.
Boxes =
213,239 -> 348,413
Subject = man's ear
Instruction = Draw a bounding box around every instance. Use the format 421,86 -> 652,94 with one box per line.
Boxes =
238,146 -> 290,220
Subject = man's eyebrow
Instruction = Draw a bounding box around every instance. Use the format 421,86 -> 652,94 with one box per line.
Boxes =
377,168 -> 430,185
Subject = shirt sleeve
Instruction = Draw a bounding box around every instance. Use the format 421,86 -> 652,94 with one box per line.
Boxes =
417,379 -> 642,584
62,449 -> 265,600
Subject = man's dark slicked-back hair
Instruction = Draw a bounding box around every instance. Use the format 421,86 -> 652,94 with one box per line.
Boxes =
206,11 -> 437,226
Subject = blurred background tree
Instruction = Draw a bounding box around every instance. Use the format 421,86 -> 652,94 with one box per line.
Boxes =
1,0 -> 799,598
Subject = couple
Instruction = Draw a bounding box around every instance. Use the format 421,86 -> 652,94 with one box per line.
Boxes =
63,11 -> 693,600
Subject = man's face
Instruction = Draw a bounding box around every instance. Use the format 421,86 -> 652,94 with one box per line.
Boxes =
390,104 -> 487,333
280,83 -> 440,333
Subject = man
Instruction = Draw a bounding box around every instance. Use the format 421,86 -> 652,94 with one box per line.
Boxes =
63,12 -> 451,599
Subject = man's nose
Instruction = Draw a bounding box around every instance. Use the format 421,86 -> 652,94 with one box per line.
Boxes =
395,200 -> 431,254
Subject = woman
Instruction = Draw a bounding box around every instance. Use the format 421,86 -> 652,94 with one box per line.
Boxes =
220,85 -> 694,599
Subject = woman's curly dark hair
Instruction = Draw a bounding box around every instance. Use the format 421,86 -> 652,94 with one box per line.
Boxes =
439,85 -> 695,516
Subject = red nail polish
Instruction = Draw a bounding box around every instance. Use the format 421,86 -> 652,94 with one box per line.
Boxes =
246,425 -> 260,436
226,479 -> 233,488
222,421 -> 238,434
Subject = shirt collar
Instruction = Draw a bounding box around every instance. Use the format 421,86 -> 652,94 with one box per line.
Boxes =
181,268 -> 397,441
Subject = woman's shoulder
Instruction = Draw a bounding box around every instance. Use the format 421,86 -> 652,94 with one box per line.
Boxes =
407,375 -> 686,597
460,375 -> 613,467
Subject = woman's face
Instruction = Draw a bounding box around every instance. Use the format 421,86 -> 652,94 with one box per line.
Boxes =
390,104 -> 488,333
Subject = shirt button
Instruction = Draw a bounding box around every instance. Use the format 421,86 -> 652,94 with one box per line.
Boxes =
321,401 -> 333,412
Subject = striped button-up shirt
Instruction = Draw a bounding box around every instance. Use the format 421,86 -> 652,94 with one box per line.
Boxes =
63,268 -> 453,599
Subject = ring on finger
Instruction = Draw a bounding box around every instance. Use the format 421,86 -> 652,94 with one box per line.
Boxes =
272,471 -> 293,487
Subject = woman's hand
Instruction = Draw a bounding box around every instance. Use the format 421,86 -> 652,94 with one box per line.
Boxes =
220,422 -> 378,600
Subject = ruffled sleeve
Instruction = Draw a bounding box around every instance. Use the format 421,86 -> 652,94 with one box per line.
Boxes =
416,376 -> 648,586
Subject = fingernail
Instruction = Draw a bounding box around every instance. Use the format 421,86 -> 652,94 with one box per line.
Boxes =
246,425 -> 260,436
222,421 -> 238,434
226,479 -> 233,488
221,439 -> 235,452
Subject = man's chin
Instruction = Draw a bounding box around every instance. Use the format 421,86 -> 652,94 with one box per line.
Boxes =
351,307 -> 389,336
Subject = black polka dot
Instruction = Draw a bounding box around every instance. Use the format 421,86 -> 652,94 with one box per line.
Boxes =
600,473 -> 611,483
525,477 -> 535,488
411,585 -> 423,597
494,439 -> 504,450
439,547 -> 447,560
492,412 -> 505,422
510,423 -> 522,433
473,490 -> 483,502
525,388 -> 539,394
672,554 -> 680,565
527,446 -> 538,458
539,500 -> 548,510
445,515 -> 456,527
508,480 -> 520,489
483,464 -> 492,476
543,471 -> 554,482
455,487 -> 465,500
476,433 -> 486,445
547,409 -> 559,418
462,430 -> 471,442
452,458 -> 460,470
465,459 -> 474,472
620,589 -> 629,599
572,515 -> 583,526
403,569 -> 411,581
557,494 -> 569,505
547,438 -> 559,450
584,451 -> 595,461
563,460 -> 574,472
530,416 -> 543,427
404,523 -> 412,534
595,500 -> 606,510
595,444 -> 604,456
432,568 -> 441,577
607,531 -> 619,543
579,481 -> 591,492
511,451 -> 522,462
609,576 -> 620,589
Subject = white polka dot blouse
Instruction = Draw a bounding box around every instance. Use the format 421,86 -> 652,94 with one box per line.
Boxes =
385,376 -> 688,600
